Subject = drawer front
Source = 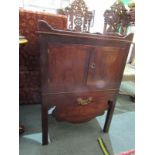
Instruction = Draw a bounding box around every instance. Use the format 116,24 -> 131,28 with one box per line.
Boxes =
45,91 -> 115,123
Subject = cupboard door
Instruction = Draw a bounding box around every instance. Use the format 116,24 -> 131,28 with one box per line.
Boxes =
87,46 -> 128,89
47,44 -> 91,92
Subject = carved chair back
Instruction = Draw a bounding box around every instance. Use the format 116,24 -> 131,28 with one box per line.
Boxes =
103,1 -> 131,35
64,0 -> 93,33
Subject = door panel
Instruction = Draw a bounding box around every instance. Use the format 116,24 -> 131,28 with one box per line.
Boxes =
47,44 -> 91,92
87,46 -> 128,89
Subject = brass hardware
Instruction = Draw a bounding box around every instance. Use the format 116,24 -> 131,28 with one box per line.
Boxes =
77,97 -> 93,105
90,63 -> 95,69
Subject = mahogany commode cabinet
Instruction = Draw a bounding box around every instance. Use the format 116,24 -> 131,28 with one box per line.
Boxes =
37,20 -> 133,145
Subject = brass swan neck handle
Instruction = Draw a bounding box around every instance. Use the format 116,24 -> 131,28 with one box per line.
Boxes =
77,97 -> 93,105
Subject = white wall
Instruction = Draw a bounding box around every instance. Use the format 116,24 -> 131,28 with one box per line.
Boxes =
84,0 -> 116,33
69,0 -> 116,33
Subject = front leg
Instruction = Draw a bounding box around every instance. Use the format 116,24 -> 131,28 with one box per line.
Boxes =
103,100 -> 115,133
42,103 -> 48,145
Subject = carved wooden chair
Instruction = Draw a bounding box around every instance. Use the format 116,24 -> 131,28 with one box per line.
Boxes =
63,0 -> 93,33
103,1 -> 131,35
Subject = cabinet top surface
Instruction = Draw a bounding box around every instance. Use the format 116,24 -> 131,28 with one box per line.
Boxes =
37,20 -> 133,44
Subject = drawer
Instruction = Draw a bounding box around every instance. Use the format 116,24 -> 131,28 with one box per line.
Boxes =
45,91 -> 115,123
